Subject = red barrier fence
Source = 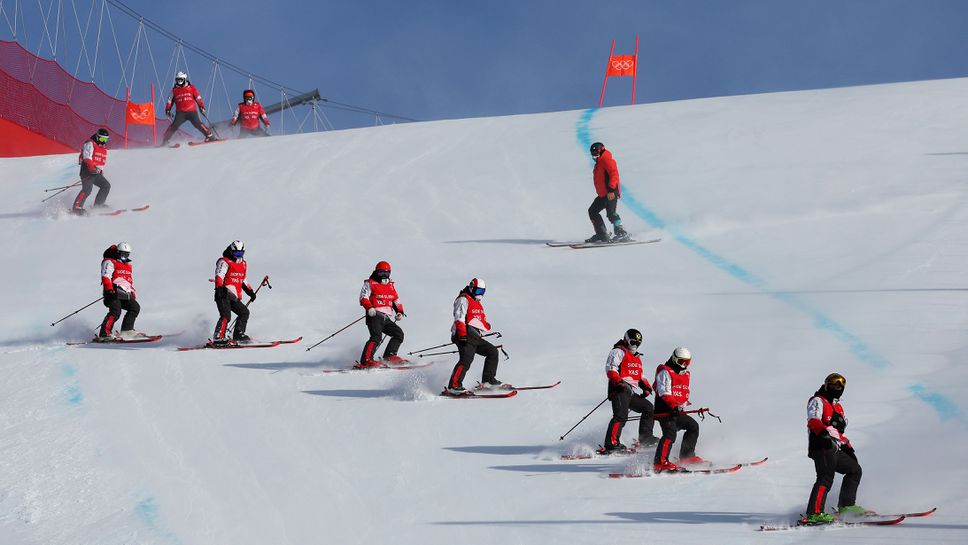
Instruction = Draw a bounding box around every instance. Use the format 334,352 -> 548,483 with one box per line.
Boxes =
0,40 -> 170,157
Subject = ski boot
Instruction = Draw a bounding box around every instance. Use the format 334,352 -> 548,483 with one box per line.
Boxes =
611,226 -> 630,243
444,385 -> 473,396
211,336 -> 231,347
798,513 -> 836,526
70,208 -> 88,216
478,378 -> 512,390
679,455 -> 709,467
233,333 -> 252,344
119,330 -> 147,341
383,355 -> 408,365
599,443 -> 632,456
837,505 -> 872,518
354,360 -> 381,369
93,332 -> 118,343
584,232 -> 609,244
635,437 -> 659,449
652,460 -> 686,473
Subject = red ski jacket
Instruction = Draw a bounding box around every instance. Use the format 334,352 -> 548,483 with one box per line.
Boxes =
166,84 -> 205,113
592,148 -> 620,198
232,102 -> 270,130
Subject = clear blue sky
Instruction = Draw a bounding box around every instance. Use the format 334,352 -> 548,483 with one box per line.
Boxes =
8,0 -> 968,126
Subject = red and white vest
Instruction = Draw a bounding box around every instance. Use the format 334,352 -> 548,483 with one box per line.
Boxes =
807,394 -> 848,444
232,102 -> 269,130
79,139 -> 107,172
167,84 -> 204,113
360,279 -> 402,317
452,293 -> 490,337
101,258 -> 134,297
605,343 -> 645,386
655,363 -> 691,410
214,257 -> 249,299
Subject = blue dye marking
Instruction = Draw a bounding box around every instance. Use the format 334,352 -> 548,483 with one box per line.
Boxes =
576,108 -> 960,422
61,364 -> 77,377
65,383 -> 83,405
135,497 -> 160,527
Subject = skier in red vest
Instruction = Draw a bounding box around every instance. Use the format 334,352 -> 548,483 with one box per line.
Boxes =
357,261 -> 406,368
652,347 -> 704,472
585,142 -> 629,243
602,329 -> 657,453
162,71 -> 216,145
801,372 -> 865,525
97,242 -> 141,341
212,240 -> 257,345
231,89 -> 270,138
72,128 -> 111,215
445,278 -> 503,395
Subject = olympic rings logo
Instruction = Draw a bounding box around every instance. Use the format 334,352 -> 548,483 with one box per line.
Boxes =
611,59 -> 635,71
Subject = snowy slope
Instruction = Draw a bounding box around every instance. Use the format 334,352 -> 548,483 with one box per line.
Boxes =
2,78 -> 968,544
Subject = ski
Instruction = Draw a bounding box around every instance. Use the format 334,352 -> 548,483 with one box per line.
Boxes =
514,380 -> 562,391
859,507 -> 936,518
67,334 -> 163,346
759,515 -> 906,531
187,140 -> 224,147
608,464 -> 743,478
439,389 -> 518,399
177,336 -> 302,351
567,238 -> 662,250
311,361 -> 434,375
98,204 -> 150,216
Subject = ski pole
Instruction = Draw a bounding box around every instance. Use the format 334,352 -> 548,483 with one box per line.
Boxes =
228,275 -> 270,331
201,111 -> 221,140
407,331 -> 502,355
44,180 -> 81,192
625,408 -> 721,423
559,397 -> 609,440
51,297 -> 104,327
41,181 -> 81,203
417,344 -> 508,359
306,315 -> 365,352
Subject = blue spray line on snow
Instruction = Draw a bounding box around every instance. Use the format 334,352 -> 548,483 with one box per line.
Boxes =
135,496 -> 182,544
61,363 -> 83,405
576,108 -> 962,422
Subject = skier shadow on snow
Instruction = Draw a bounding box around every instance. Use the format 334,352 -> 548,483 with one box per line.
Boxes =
0,209 -> 46,220
605,511 -> 773,525
488,463 -> 613,474
225,361 -> 329,371
302,389 -> 394,399
443,238 -> 554,246
444,445 -> 547,456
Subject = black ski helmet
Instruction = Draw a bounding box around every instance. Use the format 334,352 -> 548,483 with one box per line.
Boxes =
824,372 -> 846,397
623,328 -> 642,349
590,142 -> 605,158
94,128 -> 110,145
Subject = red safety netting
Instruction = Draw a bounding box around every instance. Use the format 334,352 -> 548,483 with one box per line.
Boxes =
0,40 -> 172,157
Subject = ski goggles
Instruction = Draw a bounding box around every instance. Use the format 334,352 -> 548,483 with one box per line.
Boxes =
231,250 -> 244,259
117,251 -> 131,262
825,373 -> 846,389
470,286 -> 486,297
673,355 -> 691,367
95,134 -> 109,145
175,77 -> 186,86
374,269 -> 391,281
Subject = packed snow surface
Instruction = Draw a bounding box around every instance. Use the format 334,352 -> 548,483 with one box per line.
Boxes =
2,78 -> 967,544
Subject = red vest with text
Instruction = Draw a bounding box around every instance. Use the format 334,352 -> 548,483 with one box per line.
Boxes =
101,259 -> 134,296
613,344 -> 643,382
656,363 -> 691,408
79,140 -> 107,172
168,84 -> 204,112
361,279 -> 400,313
455,293 -> 490,337
216,257 -> 247,299
234,102 -> 268,129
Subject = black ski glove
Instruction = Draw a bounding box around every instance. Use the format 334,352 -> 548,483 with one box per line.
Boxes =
243,285 -> 256,301
103,288 -> 115,298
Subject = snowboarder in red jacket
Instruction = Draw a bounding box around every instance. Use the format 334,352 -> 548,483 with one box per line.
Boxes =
357,261 -> 406,368
801,372 -> 865,525
602,329 -> 656,453
585,142 -> 629,243
161,71 -> 216,145
653,347 -> 704,472
231,89 -> 270,138
72,128 -> 111,214
445,278 -> 503,395
97,242 -> 141,341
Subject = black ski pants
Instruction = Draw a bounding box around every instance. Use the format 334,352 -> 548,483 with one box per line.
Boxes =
214,293 -> 249,340
238,126 -> 268,138
604,382 -> 655,449
359,313 -> 404,363
588,196 -> 621,237
653,412 -> 700,464
806,447 -> 862,514
447,329 -> 499,388
163,110 -> 212,143
73,168 -> 110,210
99,293 -> 139,336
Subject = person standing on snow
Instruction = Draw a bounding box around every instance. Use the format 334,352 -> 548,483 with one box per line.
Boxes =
602,329 -> 657,454
97,242 -> 141,341
72,128 -> 111,215
800,372 -> 865,525
231,89 -> 270,138
162,71 -> 216,145
357,261 -> 406,368
445,279 -> 503,395
585,142 -> 629,243
652,347 -> 704,472
212,240 -> 257,345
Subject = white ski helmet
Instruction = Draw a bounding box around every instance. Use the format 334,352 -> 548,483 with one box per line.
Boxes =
175,71 -> 188,85
672,347 -> 692,367
468,278 -> 486,300
228,240 -> 245,259
116,241 -> 132,262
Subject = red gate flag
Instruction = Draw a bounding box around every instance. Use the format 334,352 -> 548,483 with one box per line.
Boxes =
125,101 -> 155,125
606,55 -> 636,77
